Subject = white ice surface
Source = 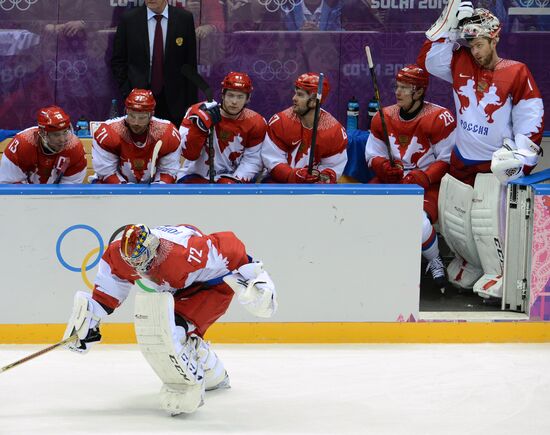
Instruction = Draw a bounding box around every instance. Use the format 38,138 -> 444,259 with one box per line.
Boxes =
1,344 -> 550,435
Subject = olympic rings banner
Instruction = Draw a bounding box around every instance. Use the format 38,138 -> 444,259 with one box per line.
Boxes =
0,1 -> 549,130
0,186 -> 423,324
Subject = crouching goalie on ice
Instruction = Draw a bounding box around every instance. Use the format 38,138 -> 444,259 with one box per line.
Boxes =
63,223 -> 278,415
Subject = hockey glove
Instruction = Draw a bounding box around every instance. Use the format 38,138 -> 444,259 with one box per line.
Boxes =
188,101 -> 221,133
290,167 -> 320,183
371,156 -> 404,184
403,169 -> 430,189
316,168 -> 337,184
217,174 -> 242,184
63,291 -> 107,354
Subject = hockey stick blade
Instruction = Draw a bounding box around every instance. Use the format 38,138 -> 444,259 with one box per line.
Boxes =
149,140 -> 163,183
181,65 -> 213,102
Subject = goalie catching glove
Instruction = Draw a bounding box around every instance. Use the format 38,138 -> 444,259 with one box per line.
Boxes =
63,291 -> 108,354
223,262 -> 278,318
491,134 -> 542,184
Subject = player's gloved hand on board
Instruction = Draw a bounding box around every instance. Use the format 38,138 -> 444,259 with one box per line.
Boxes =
188,101 -> 222,133
291,167 -> 320,183
216,174 -> 242,184
316,168 -> 337,184
402,169 -> 430,189
63,291 -> 107,354
371,156 -> 404,183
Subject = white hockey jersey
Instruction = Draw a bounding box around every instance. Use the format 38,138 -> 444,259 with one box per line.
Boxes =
417,37 -> 544,161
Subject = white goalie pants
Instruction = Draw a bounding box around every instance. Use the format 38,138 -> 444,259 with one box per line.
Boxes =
438,173 -> 507,298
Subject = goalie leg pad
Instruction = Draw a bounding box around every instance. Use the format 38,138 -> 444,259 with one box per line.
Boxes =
160,383 -> 205,416
134,292 -> 205,392
471,173 -> 506,298
438,174 -> 484,286
447,255 -> 483,289
194,337 -> 229,391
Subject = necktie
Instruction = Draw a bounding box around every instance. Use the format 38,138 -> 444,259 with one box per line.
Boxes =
151,14 -> 164,96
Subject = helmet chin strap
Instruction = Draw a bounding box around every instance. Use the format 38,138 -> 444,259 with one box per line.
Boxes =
39,131 -> 59,155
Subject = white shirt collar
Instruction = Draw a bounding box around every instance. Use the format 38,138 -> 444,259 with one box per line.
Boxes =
147,4 -> 168,21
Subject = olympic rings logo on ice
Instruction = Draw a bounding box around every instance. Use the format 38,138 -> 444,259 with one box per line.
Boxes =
0,0 -> 38,11
258,0 -> 302,13
46,60 -> 88,82
56,224 -> 155,292
252,59 -> 298,81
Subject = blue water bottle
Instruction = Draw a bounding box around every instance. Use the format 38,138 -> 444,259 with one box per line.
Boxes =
75,116 -> 90,137
346,96 -> 360,131
109,99 -> 119,119
366,97 -> 380,130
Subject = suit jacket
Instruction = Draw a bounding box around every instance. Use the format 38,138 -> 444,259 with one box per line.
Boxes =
111,5 -> 198,125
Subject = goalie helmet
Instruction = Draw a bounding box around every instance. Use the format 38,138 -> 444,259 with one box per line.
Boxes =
396,64 -> 429,90
460,8 -> 501,40
221,72 -> 253,94
120,224 -> 160,272
125,89 -> 156,112
295,72 -> 330,103
37,106 -> 71,132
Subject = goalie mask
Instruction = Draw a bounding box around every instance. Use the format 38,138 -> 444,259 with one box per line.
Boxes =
120,224 -> 160,272
460,8 -> 501,40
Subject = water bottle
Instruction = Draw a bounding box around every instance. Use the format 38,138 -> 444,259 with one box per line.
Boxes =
366,98 -> 380,130
367,98 -> 380,119
109,99 -> 119,119
346,96 -> 360,131
75,116 -> 90,137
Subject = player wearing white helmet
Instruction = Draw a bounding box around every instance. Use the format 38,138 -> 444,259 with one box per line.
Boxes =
63,223 -> 277,415
417,3 -> 544,298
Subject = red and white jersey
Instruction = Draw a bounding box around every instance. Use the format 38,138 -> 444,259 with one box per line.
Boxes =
0,127 -> 86,184
365,102 -> 455,173
92,116 -> 181,183
418,38 -> 544,161
179,107 -> 266,182
92,224 -> 248,312
261,107 -> 348,182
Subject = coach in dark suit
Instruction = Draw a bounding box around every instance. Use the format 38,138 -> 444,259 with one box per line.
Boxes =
111,0 -> 198,127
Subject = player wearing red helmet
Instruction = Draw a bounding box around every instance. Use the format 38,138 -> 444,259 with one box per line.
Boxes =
178,72 -> 266,184
91,89 -> 181,184
365,64 -> 456,292
0,106 -> 87,184
261,72 -> 347,184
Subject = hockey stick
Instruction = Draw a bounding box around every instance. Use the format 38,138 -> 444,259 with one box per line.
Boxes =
53,158 -> 71,184
148,139 -> 162,184
307,73 -> 324,175
181,65 -> 216,183
0,334 -> 78,374
365,46 -> 395,166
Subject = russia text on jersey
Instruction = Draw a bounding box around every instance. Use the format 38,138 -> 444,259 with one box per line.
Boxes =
459,120 -> 488,136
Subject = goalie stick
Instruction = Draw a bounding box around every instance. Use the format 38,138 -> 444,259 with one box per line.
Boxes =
0,334 -> 78,374
181,65 -> 216,183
